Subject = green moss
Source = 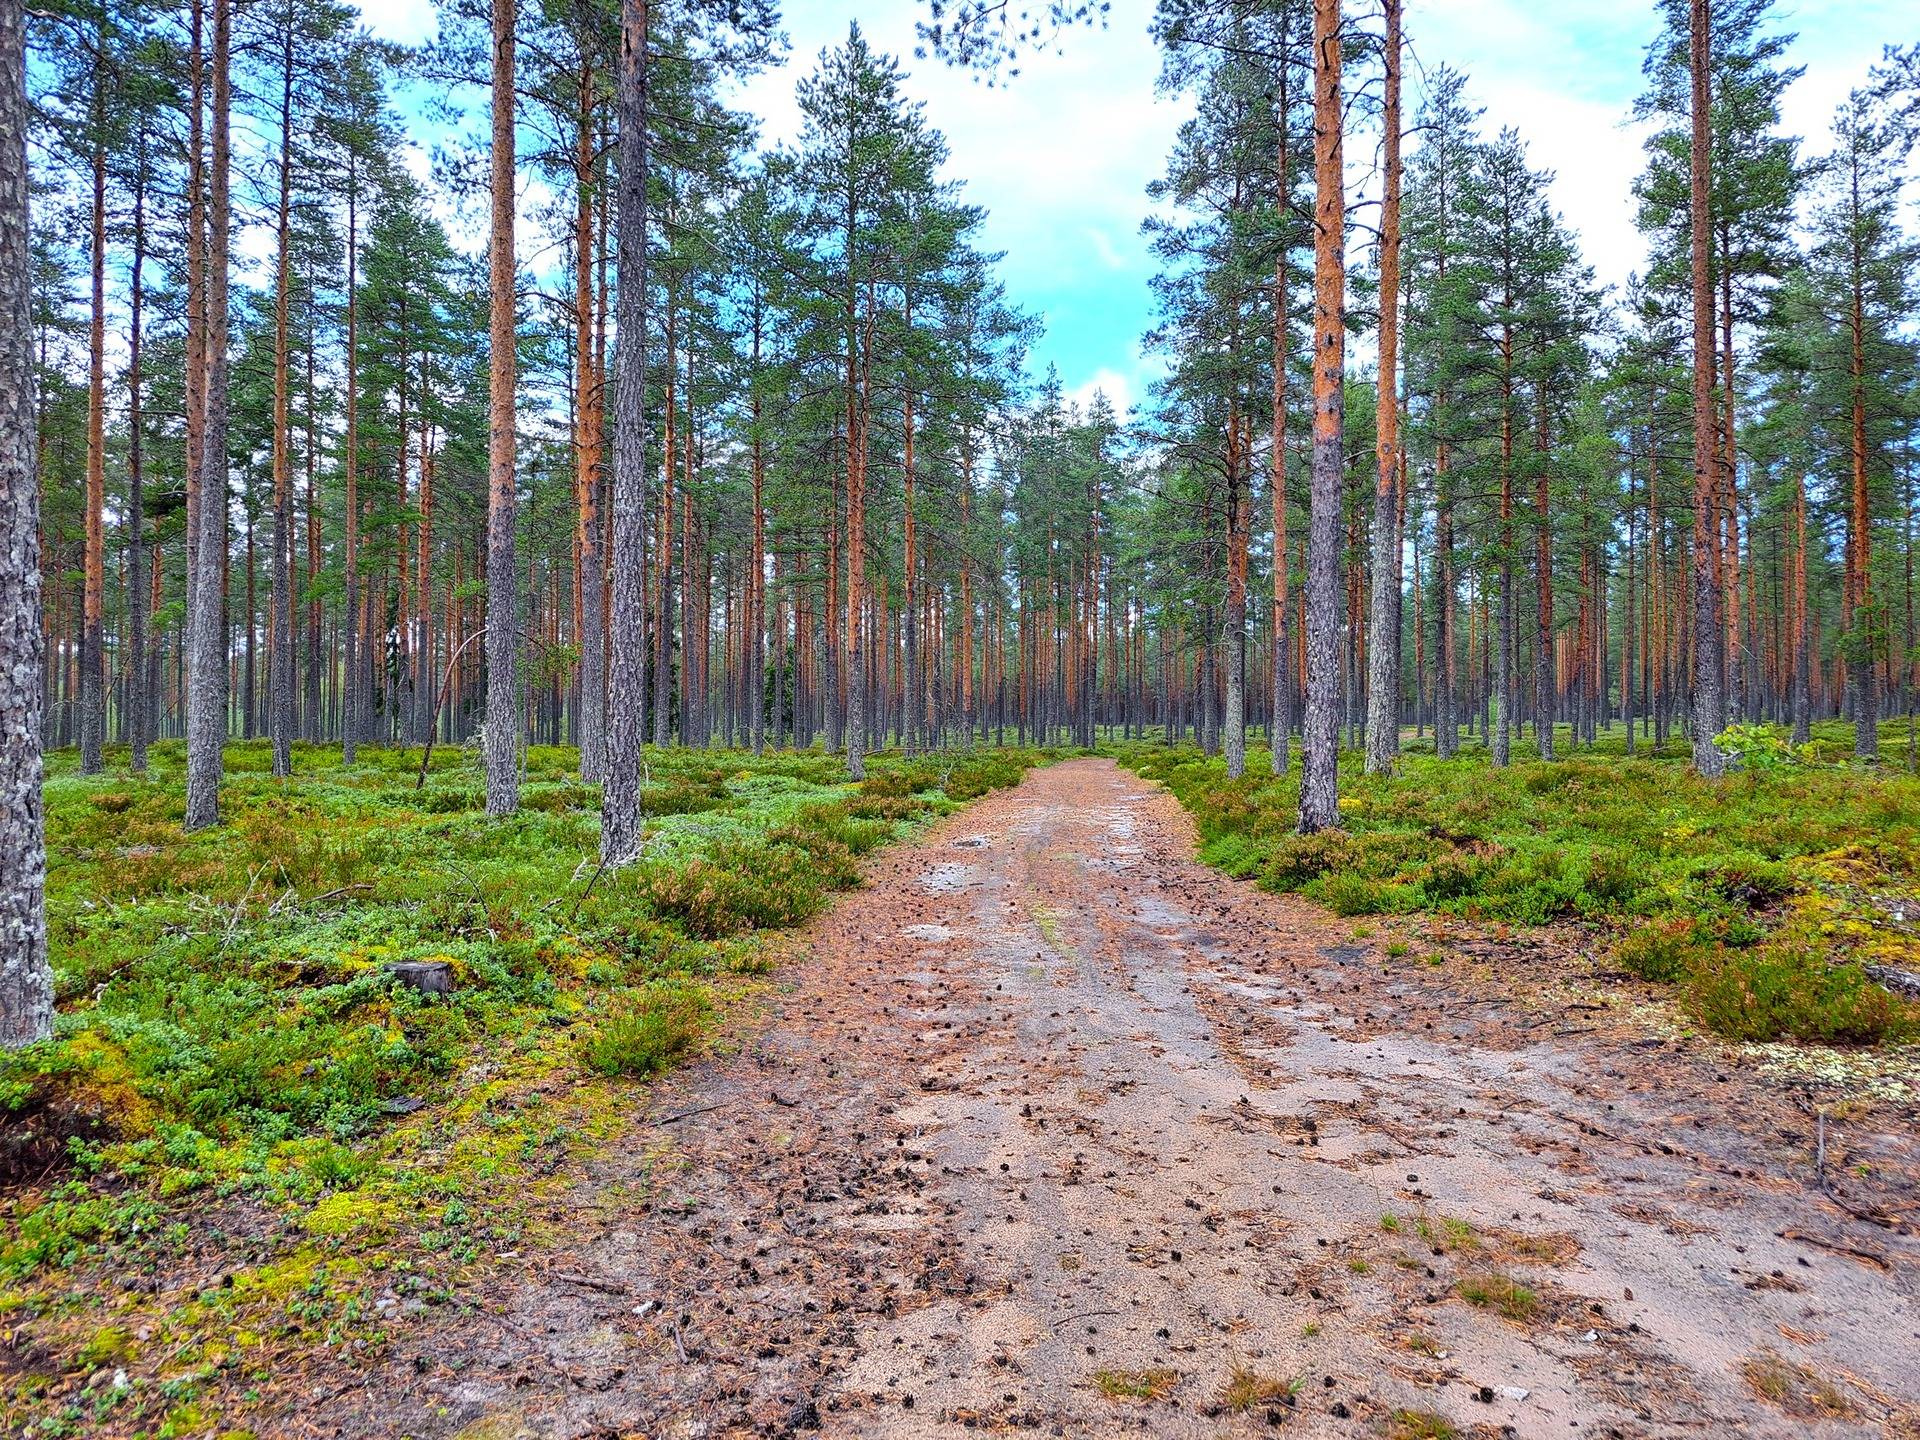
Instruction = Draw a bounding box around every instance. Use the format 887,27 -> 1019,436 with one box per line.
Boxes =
1112,733 -> 1920,1047
5,740 -> 1053,1425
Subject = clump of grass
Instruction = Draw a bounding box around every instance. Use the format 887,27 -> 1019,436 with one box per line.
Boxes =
578,981 -> 711,1077
1218,1364 -> 1303,1412
1310,873 -> 1410,917
1347,1256 -> 1372,1274
1742,1351 -> 1852,1417
1093,1367 -> 1179,1402
1415,1214 -> 1477,1254
1456,1271 -> 1539,1323
1500,1230 -> 1581,1265
1380,1213 -> 1402,1232
1686,944 -> 1915,1046
1388,1410 -> 1458,1440
1261,829 -> 1359,887
1112,734 -> 1920,1050
1612,919 -> 1708,983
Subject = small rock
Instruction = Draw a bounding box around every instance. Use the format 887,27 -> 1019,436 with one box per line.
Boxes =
1497,1386 -> 1530,1401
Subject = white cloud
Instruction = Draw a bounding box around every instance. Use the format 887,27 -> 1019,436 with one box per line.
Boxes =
1084,226 -> 1128,272
350,0 -> 1910,392
354,0 -> 437,47
729,1 -> 1187,413
1067,366 -> 1136,419
1409,0 -> 1904,300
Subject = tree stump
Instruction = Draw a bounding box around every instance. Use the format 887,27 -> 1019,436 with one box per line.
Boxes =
386,961 -> 454,995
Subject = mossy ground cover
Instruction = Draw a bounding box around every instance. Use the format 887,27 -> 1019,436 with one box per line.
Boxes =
1,738 -> 1049,1437
1113,720 -> 1920,1050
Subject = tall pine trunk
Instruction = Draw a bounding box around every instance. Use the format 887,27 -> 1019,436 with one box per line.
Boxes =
1534,388 -> 1554,759
1299,0 -> 1343,834
654,294 -> 675,747
749,291 -> 766,757
1847,187 -> 1877,760
1270,47 -> 1292,776
484,0 -> 520,815
185,0 -> 232,831
601,0 -> 650,864
1687,0 -> 1725,775
0,0 -> 50,1048
269,25 -> 294,778
1224,409 -> 1247,779
342,167 -> 360,764
80,17 -> 106,774
127,143 -> 148,773
1791,472 -> 1810,744
413,421 -> 434,744
573,64 -> 605,781
844,254 -> 867,779
1363,0 -> 1402,777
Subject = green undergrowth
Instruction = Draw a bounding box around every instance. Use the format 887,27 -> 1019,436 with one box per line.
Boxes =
1113,724 -> 1920,1049
1,737 -> 1049,1433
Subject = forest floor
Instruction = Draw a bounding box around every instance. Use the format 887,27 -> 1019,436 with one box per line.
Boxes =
277,757 -> 1919,1440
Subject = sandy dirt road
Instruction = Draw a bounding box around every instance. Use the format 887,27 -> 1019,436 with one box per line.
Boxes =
329,758 -> 1919,1440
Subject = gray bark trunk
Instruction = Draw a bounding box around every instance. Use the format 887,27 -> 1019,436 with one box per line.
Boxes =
1224,595 -> 1246,777
1364,479 -> 1398,774
0,0 -> 50,1049
269,26 -> 293,780
1495,551 -> 1512,766
127,146 -> 149,774
484,0 -> 520,816
185,0 -> 231,832
1362,0 -> 1401,778
342,173 -> 359,766
1687,0 -> 1726,776
80,51 -> 104,776
600,0 -> 650,865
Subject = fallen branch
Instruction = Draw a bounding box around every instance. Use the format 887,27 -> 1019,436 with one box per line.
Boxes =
654,1101 -> 732,1126
416,627 -> 490,790
1050,1308 -> 1122,1330
1779,1228 -> 1890,1271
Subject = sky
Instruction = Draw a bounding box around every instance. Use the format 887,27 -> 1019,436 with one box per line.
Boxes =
357,0 -> 1913,421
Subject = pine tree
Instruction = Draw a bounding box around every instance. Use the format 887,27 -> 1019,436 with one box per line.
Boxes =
1803,90 -> 1917,759
1362,0 -> 1403,777
184,0 -> 233,832
0,0 -> 49,1048
1403,69 -> 1484,763
1298,0 -> 1343,832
